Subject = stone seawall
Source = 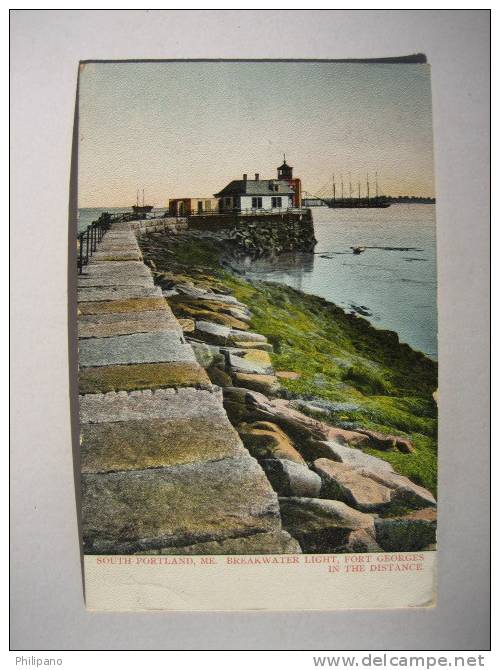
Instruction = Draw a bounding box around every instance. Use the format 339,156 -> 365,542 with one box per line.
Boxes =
188,210 -> 317,258
78,220 -> 436,556
130,217 -> 188,236
77,221 -> 298,554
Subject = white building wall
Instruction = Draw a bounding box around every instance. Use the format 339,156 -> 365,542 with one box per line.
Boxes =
240,195 -> 293,211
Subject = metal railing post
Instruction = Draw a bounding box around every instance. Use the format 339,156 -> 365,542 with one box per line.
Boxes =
85,226 -> 90,264
78,233 -> 84,274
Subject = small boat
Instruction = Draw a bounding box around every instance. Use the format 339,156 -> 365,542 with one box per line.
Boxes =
132,189 -> 153,217
351,246 -> 366,255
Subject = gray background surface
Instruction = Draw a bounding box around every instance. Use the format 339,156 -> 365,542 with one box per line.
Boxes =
10,10 -> 490,650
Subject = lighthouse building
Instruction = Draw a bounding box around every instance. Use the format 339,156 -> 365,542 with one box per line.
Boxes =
214,157 -> 303,212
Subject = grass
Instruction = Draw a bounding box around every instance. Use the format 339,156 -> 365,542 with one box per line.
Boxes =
140,232 -> 438,496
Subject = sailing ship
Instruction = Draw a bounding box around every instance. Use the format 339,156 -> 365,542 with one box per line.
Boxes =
323,173 -> 391,209
132,189 -> 154,216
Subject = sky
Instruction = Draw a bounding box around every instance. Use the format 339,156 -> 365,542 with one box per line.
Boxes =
78,61 -> 435,207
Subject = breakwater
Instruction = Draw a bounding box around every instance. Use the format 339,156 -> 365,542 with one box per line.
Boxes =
188,209 -> 317,258
78,221 -> 297,554
77,218 -> 437,555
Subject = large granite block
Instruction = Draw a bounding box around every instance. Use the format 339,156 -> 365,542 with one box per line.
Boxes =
82,455 -> 281,553
153,531 -> 301,555
78,361 -> 210,393
79,387 -> 227,424
78,298 -> 167,315
78,310 -> 181,338
81,415 -> 244,473
77,286 -> 162,302
78,331 -> 196,367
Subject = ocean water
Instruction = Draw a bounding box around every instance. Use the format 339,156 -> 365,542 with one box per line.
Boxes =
232,204 -> 438,359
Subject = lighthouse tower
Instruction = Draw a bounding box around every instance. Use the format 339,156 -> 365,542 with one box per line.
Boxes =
277,155 -> 302,207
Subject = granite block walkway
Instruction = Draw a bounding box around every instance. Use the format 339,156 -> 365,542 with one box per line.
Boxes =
78,222 -> 298,555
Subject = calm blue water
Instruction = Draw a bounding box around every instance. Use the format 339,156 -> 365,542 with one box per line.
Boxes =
233,204 -> 438,359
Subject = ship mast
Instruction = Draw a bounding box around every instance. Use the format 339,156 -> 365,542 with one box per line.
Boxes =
366,173 -> 370,204
375,171 -> 379,199
358,181 -> 361,206
332,173 -> 336,204
136,189 -> 139,207
349,172 -> 352,199
142,189 -> 145,207
341,173 -> 344,200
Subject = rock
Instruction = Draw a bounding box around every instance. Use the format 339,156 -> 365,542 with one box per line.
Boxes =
279,497 -> 375,554
233,341 -> 273,352
375,509 -> 437,551
78,309 -> 182,338
78,297 -> 167,315
228,350 -> 274,375
351,428 -> 414,454
182,290 -> 242,306
176,305 -> 250,330
325,427 -> 372,448
77,286 -> 162,302
194,320 -> 231,345
152,530 -> 301,555
207,366 -> 233,387
81,260 -> 149,278
78,361 -> 210,394
313,458 -> 392,511
81,415 -> 244,473
190,341 -> 218,368
261,459 -> 322,497
222,307 -> 252,322
178,318 -> 195,333
360,469 -> 437,509
342,529 -> 383,553
82,455 -> 282,553
275,371 -> 300,380
78,331 -> 196,367
233,372 -> 280,396
238,421 -> 306,464
394,437 -> 414,454
228,330 -> 267,344
79,387 -> 227,424
319,440 -> 394,473
78,271 -> 154,288
175,284 -> 211,299
292,401 -> 330,416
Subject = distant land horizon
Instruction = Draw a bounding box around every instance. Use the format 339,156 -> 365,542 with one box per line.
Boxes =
78,195 -> 436,209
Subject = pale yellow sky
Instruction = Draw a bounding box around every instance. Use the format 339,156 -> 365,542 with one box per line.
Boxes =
78,61 -> 435,207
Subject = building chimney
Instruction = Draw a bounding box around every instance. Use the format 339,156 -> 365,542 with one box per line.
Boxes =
255,173 -> 259,181
243,173 -> 247,182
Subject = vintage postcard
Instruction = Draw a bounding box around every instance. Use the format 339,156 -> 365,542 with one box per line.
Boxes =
76,59 -> 437,611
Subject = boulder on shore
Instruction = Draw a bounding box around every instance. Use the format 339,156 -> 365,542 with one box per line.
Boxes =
375,509 -> 437,551
279,497 -> 375,554
313,458 -> 393,512
238,421 -> 306,465
261,459 -> 322,497
232,372 -> 280,396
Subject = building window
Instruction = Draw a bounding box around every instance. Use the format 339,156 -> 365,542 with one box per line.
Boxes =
271,196 -> 282,208
251,197 -> 262,209
205,200 -> 212,211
